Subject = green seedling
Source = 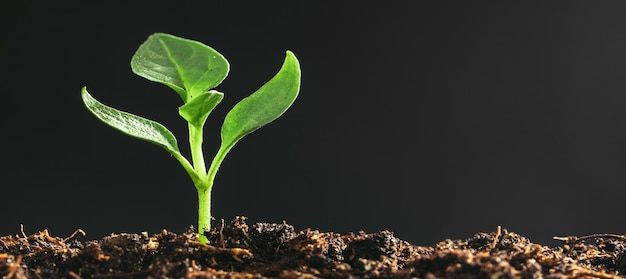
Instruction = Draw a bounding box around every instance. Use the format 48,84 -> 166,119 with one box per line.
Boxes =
81,33 -> 301,243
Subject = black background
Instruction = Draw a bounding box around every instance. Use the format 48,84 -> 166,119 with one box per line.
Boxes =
2,1 -> 626,247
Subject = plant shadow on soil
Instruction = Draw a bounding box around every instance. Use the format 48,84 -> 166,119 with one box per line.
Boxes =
1,216 -> 625,278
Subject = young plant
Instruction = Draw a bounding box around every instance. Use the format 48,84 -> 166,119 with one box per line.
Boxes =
81,33 -> 301,244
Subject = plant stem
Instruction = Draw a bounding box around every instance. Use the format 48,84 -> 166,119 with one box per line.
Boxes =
194,144 -> 233,243
197,186 -> 212,243
189,123 -> 212,243
189,126 -> 235,243
189,123 -> 207,178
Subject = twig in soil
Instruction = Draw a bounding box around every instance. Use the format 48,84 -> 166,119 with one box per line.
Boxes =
569,265 -> 624,279
189,240 -> 253,262
38,230 -> 63,246
219,219 -> 225,248
0,239 -> 9,250
68,271 -> 83,279
63,229 -> 86,242
553,233 -> 626,244
491,225 -> 502,249
19,224 -> 27,239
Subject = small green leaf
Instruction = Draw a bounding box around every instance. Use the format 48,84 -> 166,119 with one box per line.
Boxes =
219,51 -> 301,153
81,87 -> 182,156
130,33 -> 230,101
179,90 -> 224,127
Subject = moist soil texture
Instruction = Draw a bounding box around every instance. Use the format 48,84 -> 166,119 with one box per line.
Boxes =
1,217 -> 625,279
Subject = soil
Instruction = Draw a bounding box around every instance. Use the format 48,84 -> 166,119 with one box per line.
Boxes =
1,217 -> 625,278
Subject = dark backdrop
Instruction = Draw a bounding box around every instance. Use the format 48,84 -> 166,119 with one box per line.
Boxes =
2,1 -> 626,247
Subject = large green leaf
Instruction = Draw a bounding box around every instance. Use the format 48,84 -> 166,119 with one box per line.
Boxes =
219,51 -> 301,153
130,33 -> 230,101
179,90 -> 224,127
81,87 -> 181,156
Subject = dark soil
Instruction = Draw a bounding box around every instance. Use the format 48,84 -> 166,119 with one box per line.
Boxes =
1,217 -> 625,278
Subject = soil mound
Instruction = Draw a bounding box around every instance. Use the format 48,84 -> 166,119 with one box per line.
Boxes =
1,217 -> 625,278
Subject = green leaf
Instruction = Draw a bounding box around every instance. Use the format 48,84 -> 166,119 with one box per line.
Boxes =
178,90 -> 224,127
81,87 -> 182,156
220,51 -> 301,153
130,33 -> 230,101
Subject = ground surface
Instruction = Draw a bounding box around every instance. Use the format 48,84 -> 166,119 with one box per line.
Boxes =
0,217 -> 625,278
